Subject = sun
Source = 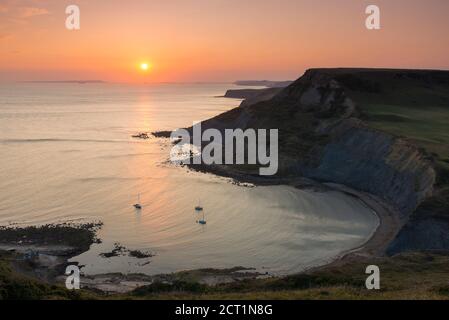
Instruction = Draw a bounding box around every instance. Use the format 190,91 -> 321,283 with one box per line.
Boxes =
140,63 -> 149,71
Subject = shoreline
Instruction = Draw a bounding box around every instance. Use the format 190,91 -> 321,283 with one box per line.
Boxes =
303,183 -> 403,273
323,183 -> 402,257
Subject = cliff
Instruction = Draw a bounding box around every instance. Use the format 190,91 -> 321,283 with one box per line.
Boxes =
223,87 -> 283,107
234,80 -> 293,87
192,68 -> 449,253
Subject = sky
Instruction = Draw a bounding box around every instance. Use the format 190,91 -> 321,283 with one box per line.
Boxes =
0,0 -> 448,83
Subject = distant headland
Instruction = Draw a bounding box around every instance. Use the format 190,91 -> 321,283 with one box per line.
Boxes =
234,80 -> 293,88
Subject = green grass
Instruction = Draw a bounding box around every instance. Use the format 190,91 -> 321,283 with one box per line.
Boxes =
115,252 -> 449,300
4,248 -> 449,300
361,103 -> 449,159
337,71 -> 449,161
0,251 -> 96,300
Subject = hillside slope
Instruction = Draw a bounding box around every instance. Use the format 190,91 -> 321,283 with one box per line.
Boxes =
195,68 -> 449,253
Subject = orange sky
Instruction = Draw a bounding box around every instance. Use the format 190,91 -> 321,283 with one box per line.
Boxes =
0,0 -> 448,82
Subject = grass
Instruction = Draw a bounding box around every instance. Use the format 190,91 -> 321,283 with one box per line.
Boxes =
361,103 -> 449,159
0,251 -> 95,300
338,70 -> 449,161
4,248 -> 449,300
116,252 -> 449,300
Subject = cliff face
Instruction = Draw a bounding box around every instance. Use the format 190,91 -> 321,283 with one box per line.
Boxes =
298,119 -> 435,218
387,217 -> 449,254
200,69 -> 437,218
224,87 -> 283,108
277,70 -> 435,217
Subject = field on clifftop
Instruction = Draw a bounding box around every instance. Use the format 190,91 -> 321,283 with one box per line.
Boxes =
338,70 -> 449,161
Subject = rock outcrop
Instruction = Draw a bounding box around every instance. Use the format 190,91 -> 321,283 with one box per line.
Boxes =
387,217 -> 449,254
298,119 -> 435,219
224,87 -> 283,107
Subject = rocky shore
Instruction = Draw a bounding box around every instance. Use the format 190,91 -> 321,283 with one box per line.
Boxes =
0,223 -> 102,283
0,222 -> 267,294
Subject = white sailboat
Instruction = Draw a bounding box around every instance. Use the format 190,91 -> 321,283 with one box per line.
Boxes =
134,194 -> 142,210
195,199 -> 203,211
198,209 -> 206,225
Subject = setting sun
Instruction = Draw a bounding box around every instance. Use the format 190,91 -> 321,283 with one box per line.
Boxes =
140,63 -> 149,71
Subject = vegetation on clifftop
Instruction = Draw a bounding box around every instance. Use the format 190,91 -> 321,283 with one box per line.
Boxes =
4,249 -> 449,300
122,252 -> 449,300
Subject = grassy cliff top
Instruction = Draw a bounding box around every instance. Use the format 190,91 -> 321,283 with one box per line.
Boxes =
329,69 -> 449,160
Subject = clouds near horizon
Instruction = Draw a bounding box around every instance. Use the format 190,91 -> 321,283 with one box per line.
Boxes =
0,0 -> 50,22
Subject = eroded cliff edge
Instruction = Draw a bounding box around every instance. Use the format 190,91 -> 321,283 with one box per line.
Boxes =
176,68 -> 449,254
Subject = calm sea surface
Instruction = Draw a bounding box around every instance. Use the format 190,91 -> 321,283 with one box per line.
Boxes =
0,83 -> 378,275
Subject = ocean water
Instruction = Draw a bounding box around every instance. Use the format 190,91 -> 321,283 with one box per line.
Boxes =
0,83 -> 378,275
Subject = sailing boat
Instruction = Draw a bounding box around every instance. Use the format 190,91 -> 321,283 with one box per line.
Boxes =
134,194 -> 142,210
195,199 -> 203,211
198,209 -> 206,225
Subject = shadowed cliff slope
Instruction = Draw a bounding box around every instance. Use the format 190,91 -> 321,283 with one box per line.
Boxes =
194,68 -> 449,253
